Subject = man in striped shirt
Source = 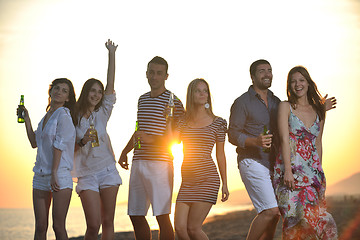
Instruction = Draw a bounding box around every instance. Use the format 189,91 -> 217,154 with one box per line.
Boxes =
119,56 -> 184,240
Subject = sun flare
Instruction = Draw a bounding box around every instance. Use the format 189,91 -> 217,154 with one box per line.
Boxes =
171,142 -> 184,179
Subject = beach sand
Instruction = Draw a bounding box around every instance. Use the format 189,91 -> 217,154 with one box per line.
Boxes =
70,196 -> 360,240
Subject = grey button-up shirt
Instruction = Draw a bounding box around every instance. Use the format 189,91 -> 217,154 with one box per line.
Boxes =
228,85 -> 280,165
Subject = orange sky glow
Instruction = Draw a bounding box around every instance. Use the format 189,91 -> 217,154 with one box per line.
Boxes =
0,0 -> 359,209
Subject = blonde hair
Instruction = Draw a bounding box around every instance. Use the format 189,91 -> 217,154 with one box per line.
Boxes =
185,78 -> 215,122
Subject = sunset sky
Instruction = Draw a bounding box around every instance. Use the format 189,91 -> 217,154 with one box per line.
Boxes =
0,0 -> 359,209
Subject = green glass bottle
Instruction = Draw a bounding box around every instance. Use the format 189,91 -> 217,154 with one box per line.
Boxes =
262,125 -> 270,153
134,121 -> 141,149
18,95 -> 25,123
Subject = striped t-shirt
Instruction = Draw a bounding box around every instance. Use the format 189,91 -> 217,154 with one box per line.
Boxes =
133,90 -> 184,162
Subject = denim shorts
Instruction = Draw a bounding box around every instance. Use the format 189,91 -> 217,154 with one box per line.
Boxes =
33,171 -> 73,192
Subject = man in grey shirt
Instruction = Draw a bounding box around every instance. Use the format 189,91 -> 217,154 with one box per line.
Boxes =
228,59 -> 281,240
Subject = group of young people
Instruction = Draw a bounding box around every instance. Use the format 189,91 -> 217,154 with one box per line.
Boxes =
19,39 -> 338,240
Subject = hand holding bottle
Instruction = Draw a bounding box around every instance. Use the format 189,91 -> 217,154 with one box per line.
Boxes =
81,129 -> 92,144
262,126 -> 271,152
17,95 -> 25,123
165,92 -> 175,120
89,119 -> 99,147
134,121 -> 141,149
256,125 -> 272,152
81,127 -> 99,147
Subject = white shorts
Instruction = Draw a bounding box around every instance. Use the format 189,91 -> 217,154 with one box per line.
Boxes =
33,171 -> 73,192
128,160 -> 173,216
76,163 -> 122,194
239,158 -> 278,213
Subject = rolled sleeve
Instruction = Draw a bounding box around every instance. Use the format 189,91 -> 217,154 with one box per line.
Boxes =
54,109 -> 75,151
228,98 -> 248,148
101,93 -> 116,119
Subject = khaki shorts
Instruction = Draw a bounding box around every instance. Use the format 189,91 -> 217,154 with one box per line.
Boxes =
128,160 -> 173,216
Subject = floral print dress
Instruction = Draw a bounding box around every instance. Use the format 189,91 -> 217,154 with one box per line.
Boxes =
273,106 -> 337,239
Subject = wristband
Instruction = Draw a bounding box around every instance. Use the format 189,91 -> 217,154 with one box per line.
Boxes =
78,138 -> 85,147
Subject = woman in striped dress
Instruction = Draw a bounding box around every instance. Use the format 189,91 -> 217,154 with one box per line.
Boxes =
173,78 -> 229,240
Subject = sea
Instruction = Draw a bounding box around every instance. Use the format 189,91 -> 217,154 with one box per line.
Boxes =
0,203 -> 253,240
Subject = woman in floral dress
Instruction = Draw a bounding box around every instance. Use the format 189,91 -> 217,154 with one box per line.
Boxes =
273,66 -> 337,239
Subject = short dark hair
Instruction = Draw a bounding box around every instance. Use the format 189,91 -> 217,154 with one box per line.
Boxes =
147,56 -> 168,73
250,59 -> 271,77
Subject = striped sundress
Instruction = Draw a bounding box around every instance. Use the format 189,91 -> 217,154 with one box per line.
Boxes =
176,117 -> 227,204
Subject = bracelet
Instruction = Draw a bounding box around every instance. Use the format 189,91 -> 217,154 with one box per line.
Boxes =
78,138 -> 85,147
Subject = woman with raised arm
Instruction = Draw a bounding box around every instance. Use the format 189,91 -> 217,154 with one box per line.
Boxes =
173,78 -> 229,240
73,39 -> 122,240
19,78 -> 76,239
273,66 -> 337,239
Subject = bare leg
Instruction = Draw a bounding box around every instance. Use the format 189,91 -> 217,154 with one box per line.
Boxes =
187,202 -> 212,240
52,188 -> 72,240
80,190 -> 101,240
259,210 -> 280,240
246,207 -> 280,240
33,189 -> 52,240
100,186 -> 119,240
130,215 -> 151,240
156,214 -> 174,240
174,202 -> 191,240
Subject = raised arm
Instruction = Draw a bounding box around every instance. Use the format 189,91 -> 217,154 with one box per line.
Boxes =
324,94 -> 336,111
277,102 -> 294,190
104,39 -> 117,95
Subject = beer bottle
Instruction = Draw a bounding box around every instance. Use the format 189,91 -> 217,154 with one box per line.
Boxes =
166,92 -> 175,120
262,125 -> 270,153
18,95 -> 25,123
134,121 -> 141,149
89,119 -> 99,147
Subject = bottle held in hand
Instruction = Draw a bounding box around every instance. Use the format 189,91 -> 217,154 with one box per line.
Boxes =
134,121 -> 141,149
166,92 -> 175,120
18,95 -> 25,123
262,125 -> 270,153
89,119 -> 99,147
